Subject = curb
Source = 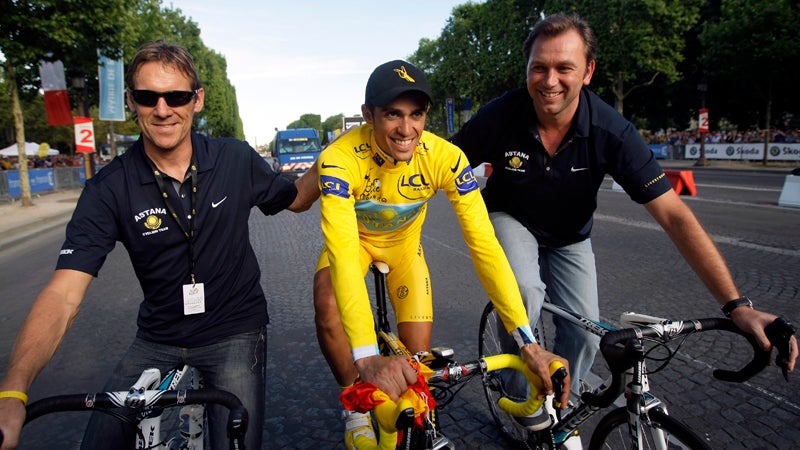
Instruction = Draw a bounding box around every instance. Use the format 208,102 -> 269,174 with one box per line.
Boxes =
0,211 -> 72,252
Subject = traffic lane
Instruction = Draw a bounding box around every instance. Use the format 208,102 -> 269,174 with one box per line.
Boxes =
598,187 -> 800,253
611,169 -> 788,205
590,215 -> 799,449
689,167 -> 790,190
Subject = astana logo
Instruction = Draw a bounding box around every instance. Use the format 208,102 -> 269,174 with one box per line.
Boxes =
144,215 -> 162,230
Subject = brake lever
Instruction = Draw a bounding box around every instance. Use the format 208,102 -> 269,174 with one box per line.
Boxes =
550,366 -> 568,409
765,317 -> 796,382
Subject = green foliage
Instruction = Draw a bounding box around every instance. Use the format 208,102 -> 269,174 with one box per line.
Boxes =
0,0 -> 247,149
412,0 -> 542,134
287,114 -> 322,131
545,0 -> 701,113
699,0 -> 799,129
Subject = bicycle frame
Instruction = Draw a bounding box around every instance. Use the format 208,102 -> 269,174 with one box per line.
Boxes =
539,302 -> 698,448
483,299 -> 793,450
132,364 -> 205,449
534,301 -> 620,446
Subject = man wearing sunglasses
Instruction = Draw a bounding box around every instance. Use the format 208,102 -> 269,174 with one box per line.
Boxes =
0,40 -> 319,450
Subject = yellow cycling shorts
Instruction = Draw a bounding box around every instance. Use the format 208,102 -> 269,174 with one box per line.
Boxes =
315,238 -> 433,323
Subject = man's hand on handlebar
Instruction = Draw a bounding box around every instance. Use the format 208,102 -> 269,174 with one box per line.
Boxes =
0,397 -> 26,449
519,343 -> 571,409
354,355 -> 419,402
729,308 -> 797,374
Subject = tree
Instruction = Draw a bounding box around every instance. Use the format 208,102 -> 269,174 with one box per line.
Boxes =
699,0 -> 799,164
321,114 -> 345,145
1,0 -> 128,206
150,5 -> 244,140
544,0 -> 701,115
412,0 -> 541,135
287,114 -> 322,131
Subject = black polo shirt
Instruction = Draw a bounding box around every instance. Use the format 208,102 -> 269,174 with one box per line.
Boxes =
451,87 -> 672,248
57,133 -> 297,347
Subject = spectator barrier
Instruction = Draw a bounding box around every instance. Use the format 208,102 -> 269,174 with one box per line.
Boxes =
0,167 -> 85,201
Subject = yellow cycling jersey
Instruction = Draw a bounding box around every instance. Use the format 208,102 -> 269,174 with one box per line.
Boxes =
318,124 -> 533,358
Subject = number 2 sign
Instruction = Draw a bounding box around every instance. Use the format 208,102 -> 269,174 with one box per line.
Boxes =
74,116 -> 96,153
698,108 -> 709,133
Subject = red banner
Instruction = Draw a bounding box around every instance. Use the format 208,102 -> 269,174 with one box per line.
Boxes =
43,90 -> 73,126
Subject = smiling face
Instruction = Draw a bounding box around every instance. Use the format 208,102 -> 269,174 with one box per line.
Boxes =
362,92 -> 428,163
525,29 -> 594,124
127,61 -> 204,155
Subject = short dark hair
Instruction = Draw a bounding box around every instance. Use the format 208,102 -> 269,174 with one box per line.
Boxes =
522,13 -> 596,65
125,40 -> 202,90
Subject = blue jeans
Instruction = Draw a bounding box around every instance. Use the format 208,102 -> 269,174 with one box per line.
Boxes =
490,212 -> 601,395
81,326 -> 266,450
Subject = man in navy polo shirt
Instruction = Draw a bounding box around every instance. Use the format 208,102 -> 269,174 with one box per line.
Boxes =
0,40 -> 319,450
451,11 -> 797,434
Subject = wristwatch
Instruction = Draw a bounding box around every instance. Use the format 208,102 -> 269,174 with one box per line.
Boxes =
721,296 -> 753,317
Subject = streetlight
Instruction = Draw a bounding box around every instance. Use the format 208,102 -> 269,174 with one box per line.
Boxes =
695,80 -> 708,167
71,68 -> 96,179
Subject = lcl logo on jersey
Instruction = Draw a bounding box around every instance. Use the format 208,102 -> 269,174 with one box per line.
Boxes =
353,142 -> 371,159
321,175 -> 350,199
397,172 -> 431,200
455,166 -> 479,195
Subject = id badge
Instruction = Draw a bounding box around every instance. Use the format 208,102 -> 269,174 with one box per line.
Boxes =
183,283 -> 206,315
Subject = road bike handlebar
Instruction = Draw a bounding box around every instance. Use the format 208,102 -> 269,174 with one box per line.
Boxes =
582,317 -> 795,408
9,389 -> 248,450
367,354 -> 565,435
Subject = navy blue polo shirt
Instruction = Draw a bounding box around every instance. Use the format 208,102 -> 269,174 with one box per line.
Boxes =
57,133 -> 297,347
451,87 -> 672,248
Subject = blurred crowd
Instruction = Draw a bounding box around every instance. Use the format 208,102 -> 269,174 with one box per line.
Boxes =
643,127 -> 800,145
0,154 -> 103,170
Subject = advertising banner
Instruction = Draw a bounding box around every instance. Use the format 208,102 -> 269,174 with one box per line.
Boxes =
685,143 -> 800,161
98,54 -> 126,121
446,98 -> 455,134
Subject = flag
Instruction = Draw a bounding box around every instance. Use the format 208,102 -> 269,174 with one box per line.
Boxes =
39,60 -> 73,126
98,53 -> 125,121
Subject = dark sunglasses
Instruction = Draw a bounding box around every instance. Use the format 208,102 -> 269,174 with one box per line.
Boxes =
129,89 -> 198,107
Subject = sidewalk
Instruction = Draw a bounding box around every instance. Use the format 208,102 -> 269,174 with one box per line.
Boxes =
0,188 -> 81,252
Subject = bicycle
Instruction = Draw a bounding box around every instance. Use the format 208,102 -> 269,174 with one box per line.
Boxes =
479,300 -> 796,449
0,365 -> 249,450
340,262 -> 567,450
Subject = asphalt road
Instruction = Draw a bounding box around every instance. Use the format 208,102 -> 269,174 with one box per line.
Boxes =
0,169 -> 798,449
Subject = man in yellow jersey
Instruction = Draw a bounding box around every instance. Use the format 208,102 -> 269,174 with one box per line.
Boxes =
312,60 -> 570,449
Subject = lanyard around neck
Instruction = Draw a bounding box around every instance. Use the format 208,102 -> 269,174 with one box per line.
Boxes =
147,156 -> 199,283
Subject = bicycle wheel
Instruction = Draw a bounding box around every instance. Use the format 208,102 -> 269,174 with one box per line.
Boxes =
479,302 -> 552,449
588,407 -> 711,450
